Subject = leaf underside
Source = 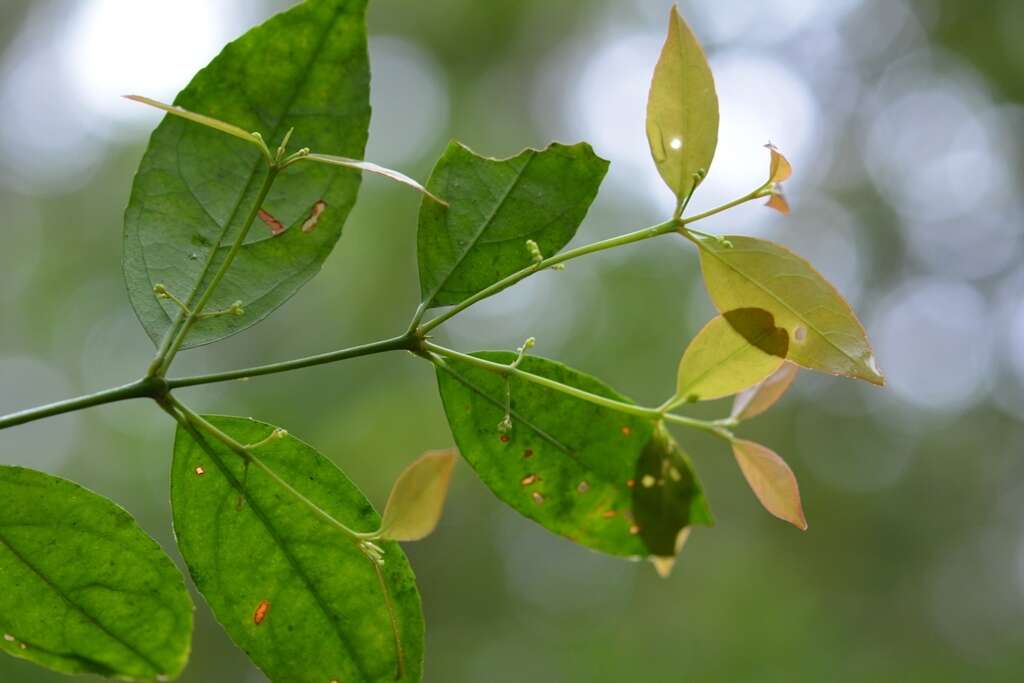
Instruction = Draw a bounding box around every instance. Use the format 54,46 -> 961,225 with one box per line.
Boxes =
124,0 -> 371,349
0,466 -> 193,681
418,141 -> 608,308
172,416 -> 424,683
435,352 -> 712,559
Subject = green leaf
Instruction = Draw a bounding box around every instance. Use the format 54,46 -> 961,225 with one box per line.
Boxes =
378,450 -> 457,542
172,416 -> 423,683
694,234 -> 884,385
731,362 -> 799,421
417,141 -> 608,307
646,5 -> 719,200
731,439 -> 807,530
434,352 -> 712,564
669,308 -> 788,408
124,0 -> 370,349
0,466 -> 192,681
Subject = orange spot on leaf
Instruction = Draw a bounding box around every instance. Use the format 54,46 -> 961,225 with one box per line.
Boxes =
520,474 -> 538,486
253,600 -> 270,625
258,209 -> 285,235
621,426 -> 632,436
602,510 -> 617,519
499,434 -> 510,443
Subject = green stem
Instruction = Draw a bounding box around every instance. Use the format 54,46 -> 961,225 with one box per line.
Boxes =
167,334 -> 415,389
153,166 -> 281,377
662,412 -> 735,441
417,219 -> 679,335
424,342 -> 661,420
165,395 -> 366,539
0,378 -> 155,431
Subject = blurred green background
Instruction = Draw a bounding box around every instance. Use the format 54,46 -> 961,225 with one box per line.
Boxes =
2,0 -> 1024,680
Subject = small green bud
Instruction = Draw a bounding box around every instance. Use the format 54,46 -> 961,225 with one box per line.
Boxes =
229,301 -> 245,316
153,284 -> 169,298
526,239 -> 544,264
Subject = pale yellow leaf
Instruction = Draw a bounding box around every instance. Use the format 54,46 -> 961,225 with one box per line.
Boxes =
645,6 -> 719,200
302,153 -> 447,205
379,450 -> 457,542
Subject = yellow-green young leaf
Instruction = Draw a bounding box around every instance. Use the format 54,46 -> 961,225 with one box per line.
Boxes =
670,308 -> 788,407
731,362 -> 799,421
694,235 -> 884,385
379,450 -> 457,542
646,5 -> 719,200
731,439 -> 807,530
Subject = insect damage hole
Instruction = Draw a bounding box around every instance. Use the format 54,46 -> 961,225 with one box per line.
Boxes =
301,199 -> 327,233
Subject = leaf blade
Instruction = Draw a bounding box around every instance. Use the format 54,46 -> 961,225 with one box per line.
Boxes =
379,450 -> 457,542
0,466 -> 193,681
671,309 -> 788,407
646,5 -> 719,199
695,235 -> 884,385
731,439 -> 807,530
172,416 -> 424,683
124,0 -> 371,349
731,362 -> 799,420
417,141 -> 608,307
435,352 -> 712,561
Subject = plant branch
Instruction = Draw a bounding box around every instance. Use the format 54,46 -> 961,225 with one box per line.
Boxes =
0,378 -> 155,431
417,219 -> 679,335
167,333 -> 416,389
152,166 -> 281,377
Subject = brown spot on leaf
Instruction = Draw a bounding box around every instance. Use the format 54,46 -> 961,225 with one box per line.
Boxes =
499,434 -> 511,443
253,600 -> 270,625
194,466 -> 205,476
258,209 -> 285,236
520,474 -> 538,486
2,634 -> 13,642
577,481 -> 589,494
629,525 -> 641,535
602,510 -> 617,519
621,426 -> 632,436
523,448 -> 534,459
301,199 -> 327,233
18,642 -> 27,650
531,492 -> 544,505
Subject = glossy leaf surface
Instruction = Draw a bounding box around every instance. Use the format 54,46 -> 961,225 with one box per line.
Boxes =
172,416 -> 423,682
695,235 -> 884,385
646,6 -> 719,199
124,0 -> 370,349
435,352 -> 712,560
0,466 -> 192,680
418,141 -> 608,307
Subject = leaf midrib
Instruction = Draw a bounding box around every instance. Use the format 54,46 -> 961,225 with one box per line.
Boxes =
181,426 -> 371,681
699,239 -> 868,376
153,3 -> 351,337
424,150 -> 537,305
0,527 -> 165,676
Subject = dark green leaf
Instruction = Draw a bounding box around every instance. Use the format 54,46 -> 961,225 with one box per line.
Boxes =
124,0 -> 370,349
695,234 -> 884,385
172,416 -> 423,683
0,466 -> 192,681
417,141 -> 608,307
435,352 -> 712,563
646,6 -> 719,200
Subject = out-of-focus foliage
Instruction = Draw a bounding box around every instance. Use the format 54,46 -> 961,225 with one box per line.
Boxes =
2,0 -> 1024,681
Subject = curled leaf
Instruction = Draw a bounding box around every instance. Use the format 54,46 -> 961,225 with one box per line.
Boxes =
124,95 -> 261,147
301,153 -> 447,205
731,439 -> 807,530
669,308 -> 788,409
646,5 -> 719,200
731,362 -> 799,421
765,142 -> 792,183
765,189 -> 791,215
378,449 -> 457,542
